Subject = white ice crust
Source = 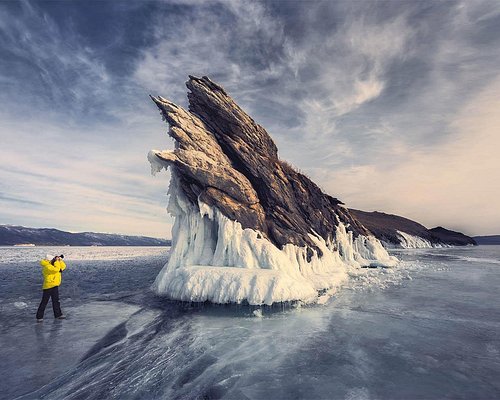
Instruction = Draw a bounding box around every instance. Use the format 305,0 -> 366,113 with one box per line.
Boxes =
395,230 -> 450,249
148,150 -> 166,176
151,171 -> 398,305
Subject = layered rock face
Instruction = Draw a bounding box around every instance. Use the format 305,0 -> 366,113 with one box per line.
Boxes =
151,76 -> 368,257
149,76 -> 396,305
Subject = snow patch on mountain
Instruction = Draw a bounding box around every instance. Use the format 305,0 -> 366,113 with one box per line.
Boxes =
396,231 -> 451,249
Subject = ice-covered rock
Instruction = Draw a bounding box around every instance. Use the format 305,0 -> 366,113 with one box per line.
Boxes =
149,76 -> 397,305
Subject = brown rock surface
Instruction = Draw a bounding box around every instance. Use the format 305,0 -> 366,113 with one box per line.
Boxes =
151,76 -> 370,256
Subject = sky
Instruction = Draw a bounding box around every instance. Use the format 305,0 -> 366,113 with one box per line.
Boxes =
0,0 -> 499,238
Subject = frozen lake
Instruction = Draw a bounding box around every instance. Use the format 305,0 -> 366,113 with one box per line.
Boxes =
0,245 -> 499,399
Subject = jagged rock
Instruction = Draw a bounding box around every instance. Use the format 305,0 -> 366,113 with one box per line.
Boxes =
151,76 -> 368,256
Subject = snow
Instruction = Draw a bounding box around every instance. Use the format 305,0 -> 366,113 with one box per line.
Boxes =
154,266 -> 318,305
148,150 -> 167,176
13,301 -> 28,309
252,308 -> 263,318
396,230 -> 450,249
0,246 -> 168,264
152,172 -> 398,305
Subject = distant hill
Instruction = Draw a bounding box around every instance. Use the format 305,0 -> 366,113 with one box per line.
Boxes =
349,210 -> 476,247
350,209 -> 432,244
0,225 -> 171,246
473,235 -> 500,245
429,226 -> 477,246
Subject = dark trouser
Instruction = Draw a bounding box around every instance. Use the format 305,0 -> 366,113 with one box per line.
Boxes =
36,286 -> 62,319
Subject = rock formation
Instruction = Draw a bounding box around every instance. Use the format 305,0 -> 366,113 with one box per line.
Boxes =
149,76 -> 396,305
150,76 -> 370,257
350,209 -> 477,248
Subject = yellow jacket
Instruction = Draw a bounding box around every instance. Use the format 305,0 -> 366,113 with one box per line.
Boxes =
40,259 -> 66,289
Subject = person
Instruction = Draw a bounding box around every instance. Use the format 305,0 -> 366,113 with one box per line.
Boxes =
36,254 -> 67,322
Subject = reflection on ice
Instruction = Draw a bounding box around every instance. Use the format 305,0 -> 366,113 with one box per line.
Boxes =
2,302 -> 141,400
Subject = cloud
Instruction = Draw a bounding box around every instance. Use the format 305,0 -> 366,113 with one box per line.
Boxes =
275,1 -> 500,227
317,73 -> 500,235
0,192 -> 44,206
133,0 -> 289,102
0,0 -> 499,236
0,113 -> 172,237
0,1 -> 175,237
0,1 -> 112,121
133,0 -> 415,161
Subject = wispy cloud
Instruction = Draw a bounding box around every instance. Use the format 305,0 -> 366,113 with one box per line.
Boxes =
0,1 -> 173,237
0,192 -> 44,206
0,1 -> 112,121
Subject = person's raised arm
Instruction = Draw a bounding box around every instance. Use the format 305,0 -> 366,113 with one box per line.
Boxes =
54,259 -> 66,271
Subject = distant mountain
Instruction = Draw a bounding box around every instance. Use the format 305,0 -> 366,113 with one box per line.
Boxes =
0,225 -> 171,246
473,235 -> 500,245
349,210 -> 476,248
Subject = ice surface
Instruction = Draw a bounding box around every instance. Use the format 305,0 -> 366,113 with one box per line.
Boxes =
1,301 -> 142,399
0,245 -> 168,264
152,174 -> 397,305
2,246 -> 499,399
0,246 -> 167,399
148,149 -> 166,176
